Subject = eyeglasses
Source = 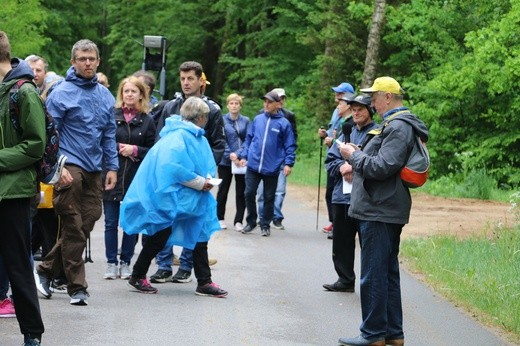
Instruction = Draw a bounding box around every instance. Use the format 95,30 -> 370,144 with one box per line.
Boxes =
74,57 -> 98,63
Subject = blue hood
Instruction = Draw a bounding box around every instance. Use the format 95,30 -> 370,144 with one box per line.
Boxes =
4,58 -> 34,83
64,66 -> 100,88
159,115 -> 206,139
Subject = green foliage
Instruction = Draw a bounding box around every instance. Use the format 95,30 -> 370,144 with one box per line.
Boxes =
401,227 -> 520,338
1,0 -> 48,57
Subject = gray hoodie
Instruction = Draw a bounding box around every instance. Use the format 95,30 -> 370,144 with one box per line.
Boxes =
348,108 -> 428,224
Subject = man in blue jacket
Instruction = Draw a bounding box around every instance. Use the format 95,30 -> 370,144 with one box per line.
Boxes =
238,91 -> 296,237
36,39 -> 118,307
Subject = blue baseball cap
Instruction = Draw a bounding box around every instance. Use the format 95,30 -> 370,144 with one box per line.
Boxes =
331,82 -> 355,94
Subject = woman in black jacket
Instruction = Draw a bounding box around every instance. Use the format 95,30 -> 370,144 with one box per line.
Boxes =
103,76 -> 156,280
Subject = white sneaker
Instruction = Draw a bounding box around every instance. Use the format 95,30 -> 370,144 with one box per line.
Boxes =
219,220 -> 227,229
46,154 -> 67,185
119,262 -> 131,280
234,222 -> 244,231
103,263 -> 118,280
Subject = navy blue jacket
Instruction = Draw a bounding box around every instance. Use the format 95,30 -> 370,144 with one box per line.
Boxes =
220,113 -> 250,167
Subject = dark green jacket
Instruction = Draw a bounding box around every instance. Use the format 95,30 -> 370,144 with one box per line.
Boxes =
0,58 -> 46,200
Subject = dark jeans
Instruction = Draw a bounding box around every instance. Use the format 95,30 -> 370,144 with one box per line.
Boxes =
332,204 -> 358,285
357,220 -> 404,341
244,169 -> 278,229
0,198 -> 44,341
216,165 -> 246,225
31,209 -> 59,258
103,200 -> 137,264
132,228 -> 211,286
38,165 -> 102,295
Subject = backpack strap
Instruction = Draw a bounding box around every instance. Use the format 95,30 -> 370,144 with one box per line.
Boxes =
9,79 -> 37,134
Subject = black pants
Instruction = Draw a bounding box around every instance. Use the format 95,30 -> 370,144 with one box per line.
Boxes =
244,169 -> 278,229
216,165 -> 246,225
0,198 -> 44,341
32,209 -> 59,258
332,204 -> 358,285
132,227 -> 211,286
325,172 -> 334,222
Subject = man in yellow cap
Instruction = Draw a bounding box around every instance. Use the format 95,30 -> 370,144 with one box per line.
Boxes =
336,77 -> 428,346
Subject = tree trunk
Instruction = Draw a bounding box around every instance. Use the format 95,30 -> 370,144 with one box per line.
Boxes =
362,0 -> 386,88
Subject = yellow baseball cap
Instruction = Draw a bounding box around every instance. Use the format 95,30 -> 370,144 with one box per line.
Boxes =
201,72 -> 211,85
360,76 -> 404,94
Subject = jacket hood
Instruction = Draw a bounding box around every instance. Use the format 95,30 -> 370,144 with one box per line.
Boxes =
160,115 -> 206,138
396,112 -> 429,143
265,110 -> 284,119
65,66 -> 100,88
3,58 -> 34,83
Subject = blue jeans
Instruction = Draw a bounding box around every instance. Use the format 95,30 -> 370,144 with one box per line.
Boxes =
358,220 -> 404,340
103,200 -> 137,264
257,168 -> 286,222
245,169 -> 278,229
156,245 -> 193,272
179,248 -> 193,272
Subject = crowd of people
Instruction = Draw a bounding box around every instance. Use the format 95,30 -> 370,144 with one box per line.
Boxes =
0,33 -> 428,346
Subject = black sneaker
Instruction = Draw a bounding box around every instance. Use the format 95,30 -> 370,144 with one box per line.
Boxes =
272,219 -> 285,230
23,338 -> 41,346
260,228 -> 271,237
195,282 -> 228,298
70,289 -> 89,305
171,269 -> 192,283
150,269 -> 173,283
241,223 -> 257,234
323,281 -> 355,292
128,276 -> 158,294
35,272 -> 52,299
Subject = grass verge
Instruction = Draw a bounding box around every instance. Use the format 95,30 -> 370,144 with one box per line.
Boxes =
401,227 -> 520,340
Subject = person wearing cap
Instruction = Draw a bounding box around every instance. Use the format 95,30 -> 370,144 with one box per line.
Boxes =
150,61 -> 225,285
323,95 -> 377,293
318,82 -> 355,235
257,87 -> 298,230
337,77 -> 428,346
237,91 -> 296,237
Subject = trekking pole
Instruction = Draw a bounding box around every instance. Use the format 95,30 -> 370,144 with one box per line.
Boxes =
316,128 -> 325,232
85,235 -> 93,263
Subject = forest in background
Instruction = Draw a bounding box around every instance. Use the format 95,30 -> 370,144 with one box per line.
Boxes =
2,0 -> 519,188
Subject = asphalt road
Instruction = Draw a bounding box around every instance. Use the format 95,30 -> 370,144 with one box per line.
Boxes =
1,185 -> 513,345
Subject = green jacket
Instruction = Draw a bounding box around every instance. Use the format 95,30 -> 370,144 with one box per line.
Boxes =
0,63 -> 46,200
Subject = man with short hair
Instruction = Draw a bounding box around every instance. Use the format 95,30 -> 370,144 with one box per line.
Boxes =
0,30 -> 45,346
257,87 -> 298,230
238,91 -> 296,237
36,39 -> 118,306
25,55 -> 48,90
337,77 -> 428,346
149,61 -> 225,284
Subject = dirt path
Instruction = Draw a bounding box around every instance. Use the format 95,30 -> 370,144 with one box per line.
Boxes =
287,184 -> 513,238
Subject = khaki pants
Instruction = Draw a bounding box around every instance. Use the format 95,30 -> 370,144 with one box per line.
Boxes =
38,165 -> 102,295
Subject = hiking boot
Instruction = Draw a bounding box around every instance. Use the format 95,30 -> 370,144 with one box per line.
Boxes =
127,276 -> 158,294
171,268 -> 192,283
208,258 -> 218,266
272,219 -> 285,230
322,223 -> 333,233
241,223 -> 256,234
195,282 -> 228,298
70,289 -> 89,306
150,269 -> 173,283
338,335 -> 385,346
234,222 -> 244,232
260,228 -> 271,237
219,220 -> 227,229
103,263 -> 118,280
47,154 -> 68,185
36,272 -> 52,299
0,297 -> 15,318
323,281 -> 355,292
119,262 -> 131,280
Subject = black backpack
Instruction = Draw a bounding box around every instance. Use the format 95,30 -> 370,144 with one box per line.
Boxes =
9,79 -> 60,183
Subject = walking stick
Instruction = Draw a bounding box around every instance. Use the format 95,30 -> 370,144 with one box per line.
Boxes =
85,235 -> 93,263
316,129 -> 325,232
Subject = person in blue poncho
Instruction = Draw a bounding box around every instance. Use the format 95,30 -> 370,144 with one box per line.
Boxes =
121,97 -> 228,297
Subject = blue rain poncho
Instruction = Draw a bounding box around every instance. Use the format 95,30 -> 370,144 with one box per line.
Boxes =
120,115 -> 220,250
